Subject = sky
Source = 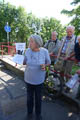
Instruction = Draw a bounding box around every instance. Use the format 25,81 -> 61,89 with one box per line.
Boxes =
5,0 -> 74,25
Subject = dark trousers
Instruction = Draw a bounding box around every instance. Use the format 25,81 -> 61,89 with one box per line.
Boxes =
26,83 -> 43,116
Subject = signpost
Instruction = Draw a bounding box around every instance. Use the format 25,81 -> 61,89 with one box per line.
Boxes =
4,22 -> 11,54
4,22 -> 11,43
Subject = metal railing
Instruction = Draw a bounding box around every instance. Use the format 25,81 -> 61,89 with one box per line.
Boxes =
0,42 -> 16,57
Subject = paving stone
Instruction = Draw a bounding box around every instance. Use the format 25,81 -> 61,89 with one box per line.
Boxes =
0,56 -> 80,120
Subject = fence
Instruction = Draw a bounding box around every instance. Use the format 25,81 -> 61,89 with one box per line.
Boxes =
0,42 -> 16,57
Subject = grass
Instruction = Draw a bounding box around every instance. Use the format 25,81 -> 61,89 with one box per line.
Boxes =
71,65 -> 80,75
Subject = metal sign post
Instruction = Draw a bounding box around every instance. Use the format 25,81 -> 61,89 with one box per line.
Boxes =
7,32 -> 9,43
4,22 -> 11,42
4,22 -> 11,54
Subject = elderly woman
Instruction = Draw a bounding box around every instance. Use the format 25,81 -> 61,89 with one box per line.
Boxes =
23,34 -> 51,120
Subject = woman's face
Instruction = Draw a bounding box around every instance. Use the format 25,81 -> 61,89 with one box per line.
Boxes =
29,38 -> 38,50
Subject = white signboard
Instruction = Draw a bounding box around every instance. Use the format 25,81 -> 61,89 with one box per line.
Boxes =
65,74 -> 79,89
16,43 -> 26,51
12,43 -> 26,64
13,54 -> 24,64
15,43 -> 26,55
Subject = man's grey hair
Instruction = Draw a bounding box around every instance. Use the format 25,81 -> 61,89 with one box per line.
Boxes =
66,25 -> 75,31
29,34 -> 43,47
52,31 -> 58,36
77,36 -> 80,40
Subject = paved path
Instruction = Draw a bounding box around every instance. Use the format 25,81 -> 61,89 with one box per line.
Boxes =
0,55 -> 80,120
0,68 -> 79,120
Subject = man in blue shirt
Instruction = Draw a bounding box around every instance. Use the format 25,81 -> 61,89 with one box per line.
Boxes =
56,26 -> 76,76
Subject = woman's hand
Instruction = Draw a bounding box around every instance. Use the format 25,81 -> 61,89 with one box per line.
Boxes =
40,64 -> 46,71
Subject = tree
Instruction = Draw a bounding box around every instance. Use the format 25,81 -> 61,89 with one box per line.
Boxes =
0,1 -> 65,46
71,0 -> 80,5
40,17 -> 65,43
0,2 -> 29,43
61,0 -> 80,35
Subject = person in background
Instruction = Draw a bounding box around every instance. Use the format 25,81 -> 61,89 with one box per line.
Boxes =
74,36 -> 80,99
57,25 -> 76,76
55,25 -> 76,92
74,36 -> 80,62
44,31 -> 61,64
23,34 -> 51,120
76,70 -> 80,99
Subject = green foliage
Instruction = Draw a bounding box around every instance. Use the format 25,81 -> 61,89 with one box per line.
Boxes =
0,1 -> 65,46
71,65 -> 80,75
40,17 -> 65,43
61,0 -> 80,35
61,9 -> 75,16
71,0 -> 80,5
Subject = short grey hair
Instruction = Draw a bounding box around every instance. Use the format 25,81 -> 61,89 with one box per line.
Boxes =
77,36 -> 80,40
66,25 -> 75,31
29,34 -> 43,47
52,31 -> 58,36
